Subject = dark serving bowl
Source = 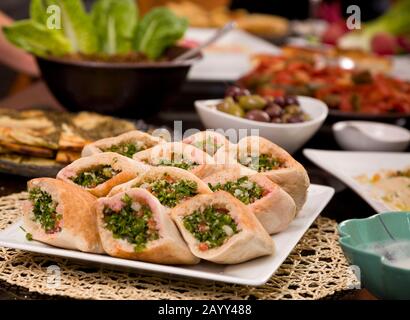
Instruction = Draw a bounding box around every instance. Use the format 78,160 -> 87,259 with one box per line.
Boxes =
36,48 -> 201,118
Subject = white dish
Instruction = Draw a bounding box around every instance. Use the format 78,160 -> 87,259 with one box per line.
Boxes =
195,97 -> 328,154
303,149 -> 410,213
0,184 -> 334,286
185,28 -> 280,81
333,121 -> 410,152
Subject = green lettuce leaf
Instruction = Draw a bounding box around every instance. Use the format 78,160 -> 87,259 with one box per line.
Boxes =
2,20 -> 72,57
30,0 -> 98,54
91,0 -> 138,54
133,7 -> 188,60
30,0 -> 48,24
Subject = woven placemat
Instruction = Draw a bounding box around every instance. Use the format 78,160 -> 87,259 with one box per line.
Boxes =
0,192 -> 358,300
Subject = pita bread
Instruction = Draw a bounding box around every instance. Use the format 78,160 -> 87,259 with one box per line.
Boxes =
96,188 -> 199,264
182,131 -> 232,156
171,191 -> 274,264
201,164 -> 296,234
133,142 -> 215,175
81,130 -> 165,158
57,152 -> 149,197
22,178 -> 103,253
214,136 -> 309,212
108,166 -> 212,209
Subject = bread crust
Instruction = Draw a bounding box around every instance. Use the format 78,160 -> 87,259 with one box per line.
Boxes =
81,130 -> 165,157
182,131 -> 232,156
171,191 -> 274,264
23,178 -> 103,253
133,142 -> 215,175
95,188 -> 199,265
201,164 -> 296,234
56,152 -> 149,197
214,136 -> 309,212
108,166 -> 213,209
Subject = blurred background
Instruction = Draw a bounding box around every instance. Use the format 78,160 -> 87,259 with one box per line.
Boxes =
0,0 -> 394,101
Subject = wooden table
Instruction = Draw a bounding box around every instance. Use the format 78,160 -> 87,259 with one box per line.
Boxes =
0,81 -> 382,300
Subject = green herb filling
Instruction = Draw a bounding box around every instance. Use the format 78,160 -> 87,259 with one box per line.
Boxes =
103,142 -> 141,158
158,158 -> 198,170
72,165 -> 120,188
239,154 -> 282,172
29,188 -> 61,234
140,178 -> 198,208
183,206 -> 239,250
103,194 -> 159,252
193,137 -> 221,155
210,176 -> 263,205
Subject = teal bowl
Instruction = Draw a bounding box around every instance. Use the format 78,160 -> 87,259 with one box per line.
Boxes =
339,212 -> 410,300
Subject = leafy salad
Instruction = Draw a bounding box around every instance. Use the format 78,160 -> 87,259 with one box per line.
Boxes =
2,0 -> 188,60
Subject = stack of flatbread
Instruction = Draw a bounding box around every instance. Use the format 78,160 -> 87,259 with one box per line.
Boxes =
0,109 -> 136,165
22,130 -> 310,265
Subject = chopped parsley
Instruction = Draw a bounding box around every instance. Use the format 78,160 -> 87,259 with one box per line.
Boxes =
183,206 -> 239,250
155,152 -> 199,170
210,176 -> 263,205
158,157 -> 198,170
29,188 -> 61,234
193,136 -> 221,155
141,178 -> 198,208
103,194 -> 159,252
103,142 -> 141,158
72,165 -> 120,188
20,226 -> 33,241
239,154 -> 282,172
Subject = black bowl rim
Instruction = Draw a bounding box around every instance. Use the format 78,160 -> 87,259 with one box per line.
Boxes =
36,52 -> 202,69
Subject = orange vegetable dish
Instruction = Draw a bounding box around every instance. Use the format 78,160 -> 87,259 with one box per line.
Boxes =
238,54 -> 410,115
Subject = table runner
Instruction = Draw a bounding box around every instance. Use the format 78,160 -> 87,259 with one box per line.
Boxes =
0,192 -> 358,300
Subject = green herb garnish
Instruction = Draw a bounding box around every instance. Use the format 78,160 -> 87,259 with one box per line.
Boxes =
239,154 -> 281,172
193,136 -> 221,155
143,178 -> 198,208
183,206 -> 239,250
210,177 -> 263,205
104,142 -> 140,158
20,226 -> 33,241
157,153 -> 198,171
72,165 -> 120,188
103,194 -> 159,252
29,188 -> 61,233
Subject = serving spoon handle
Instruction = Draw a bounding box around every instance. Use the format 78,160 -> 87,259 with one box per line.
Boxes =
173,21 -> 236,62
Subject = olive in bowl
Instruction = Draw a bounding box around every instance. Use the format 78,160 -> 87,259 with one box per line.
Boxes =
196,96 -> 328,154
217,87 -> 311,124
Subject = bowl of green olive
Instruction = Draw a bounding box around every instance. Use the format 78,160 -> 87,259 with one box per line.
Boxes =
195,86 -> 328,153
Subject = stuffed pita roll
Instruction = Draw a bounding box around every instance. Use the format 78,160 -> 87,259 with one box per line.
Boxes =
182,131 -> 232,156
109,166 -> 212,209
96,188 -> 199,264
214,136 -> 309,212
81,130 -> 165,158
171,191 -> 274,264
57,152 -> 148,197
22,178 -> 103,253
133,142 -> 215,175
202,164 -> 296,234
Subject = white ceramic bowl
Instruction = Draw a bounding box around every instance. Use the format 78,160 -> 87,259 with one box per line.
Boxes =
333,121 -> 410,152
195,96 -> 328,154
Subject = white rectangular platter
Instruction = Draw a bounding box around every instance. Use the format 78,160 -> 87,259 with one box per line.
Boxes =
185,27 -> 280,82
0,184 -> 334,286
304,149 -> 410,213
